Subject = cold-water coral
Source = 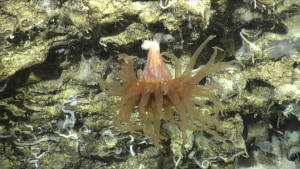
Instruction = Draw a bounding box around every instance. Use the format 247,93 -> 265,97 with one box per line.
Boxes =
99,33 -> 237,148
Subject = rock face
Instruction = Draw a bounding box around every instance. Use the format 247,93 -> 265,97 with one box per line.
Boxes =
0,0 -> 300,168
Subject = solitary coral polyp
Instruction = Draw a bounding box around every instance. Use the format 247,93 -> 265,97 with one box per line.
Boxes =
143,37 -> 172,81
99,34 -> 237,148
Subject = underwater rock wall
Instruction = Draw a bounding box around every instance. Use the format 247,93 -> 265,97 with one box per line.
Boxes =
0,0 -> 300,168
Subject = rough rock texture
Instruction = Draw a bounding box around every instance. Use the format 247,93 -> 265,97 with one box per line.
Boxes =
0,0 -> 300,168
